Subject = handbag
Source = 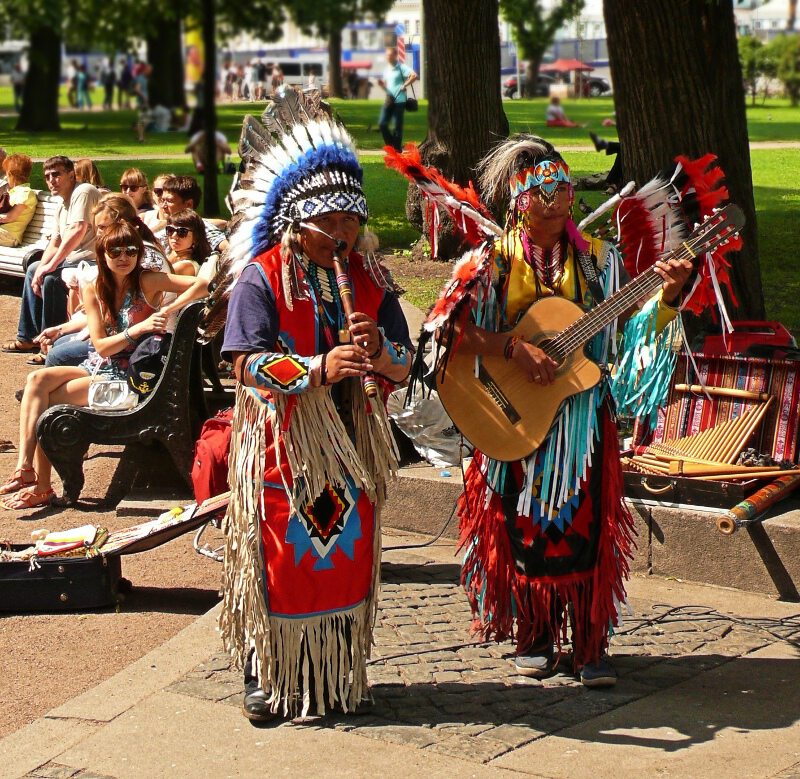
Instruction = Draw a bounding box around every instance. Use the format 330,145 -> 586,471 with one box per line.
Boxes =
127,333 -> 172,397
87,357 -> 138,412
405,83 -> 418,112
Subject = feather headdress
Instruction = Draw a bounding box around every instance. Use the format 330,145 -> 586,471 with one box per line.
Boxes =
222,86 -> 368,282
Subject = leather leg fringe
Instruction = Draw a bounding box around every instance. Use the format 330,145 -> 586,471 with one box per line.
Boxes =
459,410 -> 635,670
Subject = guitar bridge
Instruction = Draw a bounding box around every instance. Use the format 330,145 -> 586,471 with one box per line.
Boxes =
477,362 -> 521,425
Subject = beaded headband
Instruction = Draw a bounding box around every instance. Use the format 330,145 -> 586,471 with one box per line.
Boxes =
510,159 -> 570,210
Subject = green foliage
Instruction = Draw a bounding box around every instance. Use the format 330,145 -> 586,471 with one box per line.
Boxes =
738,35 -> 765,104
499,0 -> 584,68
765,34 -> 800,106
287,0 -> 393,38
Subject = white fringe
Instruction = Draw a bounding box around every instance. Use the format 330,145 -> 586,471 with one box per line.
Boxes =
221,382 -> 396,717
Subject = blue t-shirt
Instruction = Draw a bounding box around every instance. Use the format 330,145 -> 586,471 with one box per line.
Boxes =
383,63 -> 413,104
222,261 -> 412,362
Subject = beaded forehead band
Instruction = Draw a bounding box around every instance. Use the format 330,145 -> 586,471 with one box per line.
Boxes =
510,159 -> 570,211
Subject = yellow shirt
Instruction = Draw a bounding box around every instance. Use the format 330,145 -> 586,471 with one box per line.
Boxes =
0,185 -> 38,244
499,229 -> 677,333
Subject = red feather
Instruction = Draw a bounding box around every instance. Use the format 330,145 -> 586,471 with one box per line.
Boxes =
675,154 -> 741,317
384,144 -> 499,253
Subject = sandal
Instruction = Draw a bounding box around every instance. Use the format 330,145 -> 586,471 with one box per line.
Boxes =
0,467 -> 37,495
26,354 -> 46,366
1,486 -> 55,510
1,339 -> 38,354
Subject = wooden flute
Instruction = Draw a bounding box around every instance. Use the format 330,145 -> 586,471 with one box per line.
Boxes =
332,246 -> 379,399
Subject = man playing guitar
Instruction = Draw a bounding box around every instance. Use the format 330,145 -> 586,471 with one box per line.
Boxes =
452,136 -> 692,687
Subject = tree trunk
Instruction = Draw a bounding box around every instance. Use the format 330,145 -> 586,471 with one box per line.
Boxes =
328,29 -> 343,99
409,0 -> 509,259
17,26 -> 62,132
202,0 -> 219,217
604,0 -> 763,320
146,17 -> 186,109
524,55 -> 543,98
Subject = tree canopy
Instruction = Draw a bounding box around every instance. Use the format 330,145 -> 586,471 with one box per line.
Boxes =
499,0 -> 584,96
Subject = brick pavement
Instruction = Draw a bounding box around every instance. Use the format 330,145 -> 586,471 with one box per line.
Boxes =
101,541 -> 798,772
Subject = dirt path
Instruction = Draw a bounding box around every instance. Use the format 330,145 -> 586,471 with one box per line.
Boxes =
0,281 -> 225,739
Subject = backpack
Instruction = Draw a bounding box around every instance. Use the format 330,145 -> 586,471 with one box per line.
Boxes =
191,407 -> 233,505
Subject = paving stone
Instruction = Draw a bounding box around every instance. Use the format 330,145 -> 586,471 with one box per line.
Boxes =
28,764 -> 82,779
483,722 -> 544,748
355,723 -> 438,749
167,677 -> 243,702
433,671 -> 463,684
426,732 -> 510,763
772,760 -> 800,779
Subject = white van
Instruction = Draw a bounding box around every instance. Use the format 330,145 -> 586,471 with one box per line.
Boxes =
276,59 -> 328,90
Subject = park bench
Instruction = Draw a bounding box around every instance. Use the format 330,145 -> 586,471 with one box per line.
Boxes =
0,191 -> 60,279
36,300 -> 211,505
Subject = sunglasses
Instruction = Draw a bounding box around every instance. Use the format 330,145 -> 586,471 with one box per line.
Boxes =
106,245 -> 140,259
121,184 -> 141,193
165,225 -> 191,238
152,188 -> 164,197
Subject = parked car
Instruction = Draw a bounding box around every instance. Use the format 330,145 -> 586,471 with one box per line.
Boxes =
503,74 -> 555,99
503,73 -> 611,98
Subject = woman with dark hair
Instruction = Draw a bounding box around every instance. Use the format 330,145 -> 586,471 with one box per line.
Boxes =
119,167 -> 154,212
165,208 -> 212,276
36,194 -> 169,369
0,221 -> 198,510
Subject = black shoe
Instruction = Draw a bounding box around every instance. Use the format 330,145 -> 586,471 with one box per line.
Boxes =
242,688 -> 276,722
589,131 -> 607,151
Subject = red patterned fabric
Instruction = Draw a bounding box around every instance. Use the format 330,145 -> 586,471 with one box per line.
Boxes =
249,246 -> 386,618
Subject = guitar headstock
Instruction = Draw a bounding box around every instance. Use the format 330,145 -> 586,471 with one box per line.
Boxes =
686,204 -> 745,258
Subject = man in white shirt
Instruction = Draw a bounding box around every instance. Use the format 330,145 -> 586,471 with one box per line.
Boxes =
4,156 -> 100,352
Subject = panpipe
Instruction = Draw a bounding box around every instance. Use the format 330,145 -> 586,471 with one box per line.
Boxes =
633,353 -> 800,465
625,392 -> 781,482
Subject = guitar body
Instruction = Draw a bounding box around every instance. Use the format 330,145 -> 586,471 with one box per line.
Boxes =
436,296 -> 603,462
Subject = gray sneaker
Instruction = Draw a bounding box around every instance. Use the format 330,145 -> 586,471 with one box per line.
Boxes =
514,648 -> 555,678
580,657 -> 617,688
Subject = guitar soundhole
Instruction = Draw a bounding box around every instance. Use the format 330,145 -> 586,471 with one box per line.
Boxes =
539,338 -> 566,368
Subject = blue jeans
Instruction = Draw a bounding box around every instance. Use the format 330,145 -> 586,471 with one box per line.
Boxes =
45,333 -> 90,368
17,260 -> 79,343
378,99 -> 406,151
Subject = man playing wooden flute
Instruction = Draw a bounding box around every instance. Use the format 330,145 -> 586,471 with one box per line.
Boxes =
219,86 -> 412,721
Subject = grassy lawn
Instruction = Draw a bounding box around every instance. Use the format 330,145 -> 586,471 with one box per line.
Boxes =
1,88 -> 798,331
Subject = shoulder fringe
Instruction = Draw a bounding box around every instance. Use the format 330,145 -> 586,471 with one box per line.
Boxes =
220,383 -> 397,717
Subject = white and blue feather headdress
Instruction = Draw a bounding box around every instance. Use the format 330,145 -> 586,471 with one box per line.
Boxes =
228,86 -> 367,260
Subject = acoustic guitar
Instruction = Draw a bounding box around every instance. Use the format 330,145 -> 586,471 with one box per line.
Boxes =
435,204 -> 745,462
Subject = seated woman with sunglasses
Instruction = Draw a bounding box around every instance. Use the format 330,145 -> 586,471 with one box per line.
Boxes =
165,209 -> 213,277
0,222 -> 198,510
35,195 -> 170,369
119,168 -> 154,214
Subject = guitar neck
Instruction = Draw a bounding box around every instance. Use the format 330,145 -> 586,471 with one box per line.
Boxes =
550,248 -> 689,359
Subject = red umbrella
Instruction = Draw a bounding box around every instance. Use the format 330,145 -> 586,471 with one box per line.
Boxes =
540,58 -> 594,72
341,60 -> 373,70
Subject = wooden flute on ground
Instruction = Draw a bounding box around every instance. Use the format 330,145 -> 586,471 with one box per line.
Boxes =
332,244 -> 379,399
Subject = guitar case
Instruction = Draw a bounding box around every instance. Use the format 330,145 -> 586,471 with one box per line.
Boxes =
0,494 -> 228,613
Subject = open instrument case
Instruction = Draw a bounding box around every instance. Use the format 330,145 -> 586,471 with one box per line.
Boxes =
622,353 -> 800,509
0,493 -> 228,613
